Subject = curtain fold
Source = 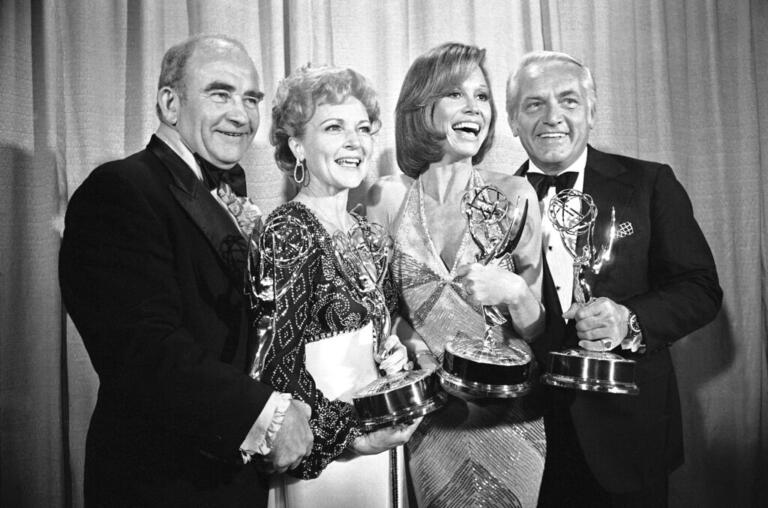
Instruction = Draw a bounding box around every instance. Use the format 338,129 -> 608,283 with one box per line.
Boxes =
1,1 -> 765,506
750,0 -> 768,505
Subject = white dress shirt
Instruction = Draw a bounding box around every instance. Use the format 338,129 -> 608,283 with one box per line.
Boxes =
527,148 -> 588,314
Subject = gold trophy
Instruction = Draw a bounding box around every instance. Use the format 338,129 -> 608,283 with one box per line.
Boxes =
541,189 -> 639,395
438,185 -> 535,398
334,220 -> 446,431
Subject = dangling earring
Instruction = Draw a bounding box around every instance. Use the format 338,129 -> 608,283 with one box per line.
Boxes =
293,159 -> 306,185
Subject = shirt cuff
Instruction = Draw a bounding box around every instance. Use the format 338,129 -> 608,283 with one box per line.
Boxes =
239,392 -> 292,463
621,332 -> 646,354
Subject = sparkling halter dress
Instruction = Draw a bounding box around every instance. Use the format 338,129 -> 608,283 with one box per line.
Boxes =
391,174 -> 545,508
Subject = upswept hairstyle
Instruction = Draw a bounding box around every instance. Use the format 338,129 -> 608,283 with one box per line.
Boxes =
506,50 -> 597,120
395,42 -> 497,178
270,65 -> 381,174
155,34 -> 250,120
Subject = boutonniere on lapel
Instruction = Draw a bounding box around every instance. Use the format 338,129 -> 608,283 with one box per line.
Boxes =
217,183 -> 262,238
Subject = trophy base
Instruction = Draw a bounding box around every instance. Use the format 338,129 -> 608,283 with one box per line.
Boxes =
542,348 -> 639,395
440,335 -> 534,399
439,368 -> 532,398
353,369 -> 447,432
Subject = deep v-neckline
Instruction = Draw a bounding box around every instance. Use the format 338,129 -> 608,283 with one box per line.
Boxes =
417,171 -> 481,276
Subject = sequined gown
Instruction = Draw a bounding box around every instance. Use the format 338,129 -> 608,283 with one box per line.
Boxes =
391,175 -> 545,508
260,202 -> 406,508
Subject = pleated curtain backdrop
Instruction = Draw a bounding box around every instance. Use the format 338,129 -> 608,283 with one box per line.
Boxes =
1,1 -> 766,506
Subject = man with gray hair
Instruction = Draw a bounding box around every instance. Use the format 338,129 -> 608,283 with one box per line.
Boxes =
507,50 -> 722,506
60,35 -> 313,506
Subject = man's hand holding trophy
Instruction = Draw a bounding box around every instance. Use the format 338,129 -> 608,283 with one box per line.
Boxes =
541,188 -> 640,395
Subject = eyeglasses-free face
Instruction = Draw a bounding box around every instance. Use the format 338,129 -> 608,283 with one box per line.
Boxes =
290,96 -> 375,196
432,66 -> 492,165
510,61 -> 594,174
174,48 -> 262,168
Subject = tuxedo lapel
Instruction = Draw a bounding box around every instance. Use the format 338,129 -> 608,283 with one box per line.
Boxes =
578,146 -> 636,255
148,136 -> 249,289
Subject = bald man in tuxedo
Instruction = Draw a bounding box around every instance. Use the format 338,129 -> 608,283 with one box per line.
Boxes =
60,35 -> 312,507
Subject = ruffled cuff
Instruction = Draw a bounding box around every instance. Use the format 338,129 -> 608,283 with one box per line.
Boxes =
239,392 -> 292,463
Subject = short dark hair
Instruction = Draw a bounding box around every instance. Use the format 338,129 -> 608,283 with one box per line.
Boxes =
270,65 -> 381,174
506,50 -> 596,120
155,34 -> 249,120
395,42 -> 497,178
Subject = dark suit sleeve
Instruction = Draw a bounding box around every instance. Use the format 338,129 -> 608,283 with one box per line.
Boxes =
59,164 -> 272,460
623,165 -> 722,352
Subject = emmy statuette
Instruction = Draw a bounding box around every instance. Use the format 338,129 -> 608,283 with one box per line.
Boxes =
333,220 -> 446,431
438,185 -> 536,398
245,213 -> 313,381
541,189 -> 639,395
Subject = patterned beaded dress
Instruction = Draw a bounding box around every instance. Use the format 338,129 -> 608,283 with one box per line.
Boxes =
390,173 -> 545,508
260,202 -> 405,508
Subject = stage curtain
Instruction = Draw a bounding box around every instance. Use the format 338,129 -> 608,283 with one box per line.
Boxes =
1,1 -> 765,506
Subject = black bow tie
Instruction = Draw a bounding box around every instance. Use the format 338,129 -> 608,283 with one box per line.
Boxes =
194,153 -> 247,197
526,171 -> 578,201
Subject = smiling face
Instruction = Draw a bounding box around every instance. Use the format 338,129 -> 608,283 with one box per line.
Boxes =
432,66 -> 492,164
509,61 -> 594,174
174,46 -> 261,168
290,96 -> 374,196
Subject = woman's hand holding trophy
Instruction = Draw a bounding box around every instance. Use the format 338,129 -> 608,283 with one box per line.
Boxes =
460,185 -> 530,343
438,184 -> 536,399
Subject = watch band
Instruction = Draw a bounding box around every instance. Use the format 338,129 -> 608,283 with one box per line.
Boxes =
627,311 -> 641,336
622,310 -> 645,353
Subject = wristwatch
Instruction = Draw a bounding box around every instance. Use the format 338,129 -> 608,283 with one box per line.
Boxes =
626,311 -> 641,338
622,309 -> 645,353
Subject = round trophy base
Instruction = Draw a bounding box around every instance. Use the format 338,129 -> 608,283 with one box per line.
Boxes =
440,335 -> 534,399
353,369 -> 447,432
439,368 -> 532,398
542,348 -> 639,395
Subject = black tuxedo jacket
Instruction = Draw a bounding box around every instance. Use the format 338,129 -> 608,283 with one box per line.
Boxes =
518,146 -> 722,493
60,136 -> 273,507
